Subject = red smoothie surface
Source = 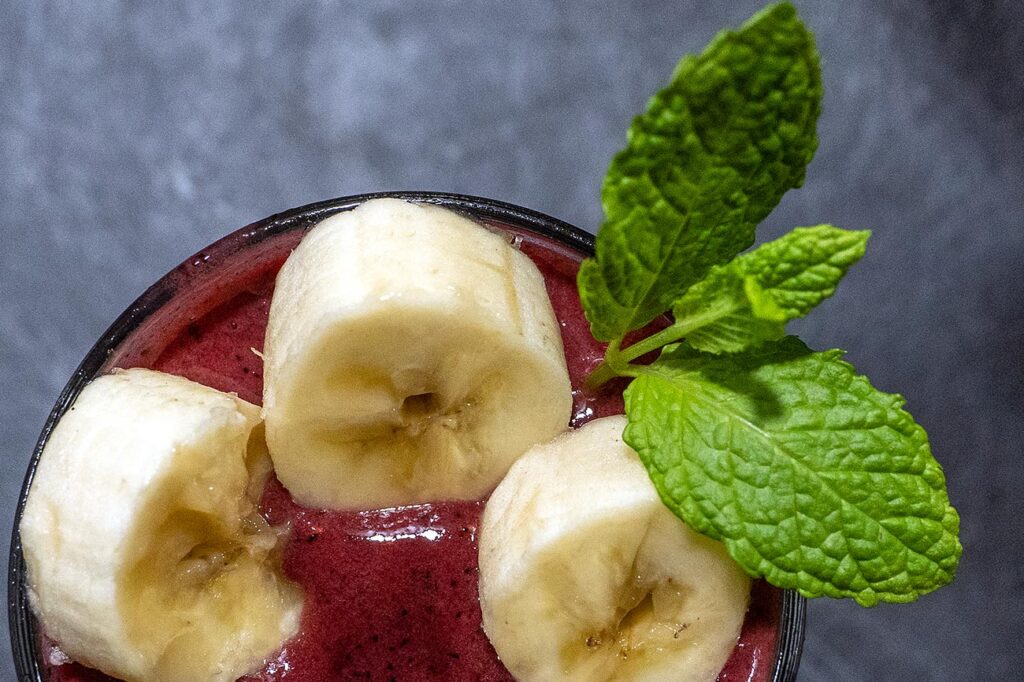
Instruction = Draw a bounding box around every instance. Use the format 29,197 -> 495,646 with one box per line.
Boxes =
40,221 -> 782,681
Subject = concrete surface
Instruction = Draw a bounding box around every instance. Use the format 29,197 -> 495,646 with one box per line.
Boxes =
2,1 -> 1021,679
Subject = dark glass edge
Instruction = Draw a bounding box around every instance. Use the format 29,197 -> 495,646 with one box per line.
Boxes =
8,191 -> 805,681
774,590 -> 807,681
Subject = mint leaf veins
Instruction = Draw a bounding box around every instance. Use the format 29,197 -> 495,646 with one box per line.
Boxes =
580,1 -> 961,604
578,2 -> 822,342
673,225 -> 871,354
623,339 -> 961,606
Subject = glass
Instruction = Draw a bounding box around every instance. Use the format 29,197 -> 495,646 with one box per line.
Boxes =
8,192 -> 805,681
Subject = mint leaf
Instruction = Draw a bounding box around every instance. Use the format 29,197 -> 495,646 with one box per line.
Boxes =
675,226 -> 870,353
623,338 -> 961,605
579,2 -> 822,342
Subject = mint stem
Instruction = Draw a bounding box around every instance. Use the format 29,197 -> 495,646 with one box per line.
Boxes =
588,309 -> 738,387
585,361 -> 619,389
618,324 -> 686,363
587,327 -> 691,388
586,339 -> 626,389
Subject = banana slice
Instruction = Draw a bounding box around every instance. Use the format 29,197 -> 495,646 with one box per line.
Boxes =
262,198 -> 572,509
19,368 -> 301,682
479,415 -> 751,682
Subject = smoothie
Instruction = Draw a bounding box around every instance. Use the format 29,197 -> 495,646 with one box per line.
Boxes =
35,207 -> 785,682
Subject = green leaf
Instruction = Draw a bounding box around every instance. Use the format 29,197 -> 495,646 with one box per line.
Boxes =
622,338 -> 961,605
674,226 -> 870,353
579,2 -> 822,341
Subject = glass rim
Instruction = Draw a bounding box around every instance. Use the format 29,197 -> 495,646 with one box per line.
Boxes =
7,191 -> 805,681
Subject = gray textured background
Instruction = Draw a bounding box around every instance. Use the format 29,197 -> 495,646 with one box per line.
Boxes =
2,1 -> 1022,680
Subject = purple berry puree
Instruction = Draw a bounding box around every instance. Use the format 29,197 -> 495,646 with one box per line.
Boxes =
40,224 -> 781,681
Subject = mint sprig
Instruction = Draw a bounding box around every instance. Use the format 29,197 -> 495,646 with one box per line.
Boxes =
578,1 -> 821,343
581,2 -> 961,604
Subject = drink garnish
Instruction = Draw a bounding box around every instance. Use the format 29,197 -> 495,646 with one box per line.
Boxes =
579,2 -> 960,606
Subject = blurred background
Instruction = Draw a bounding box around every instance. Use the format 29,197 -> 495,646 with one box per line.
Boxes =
2,1 -> 1021,679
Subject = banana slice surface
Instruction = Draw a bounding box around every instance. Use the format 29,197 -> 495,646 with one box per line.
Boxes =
20,368 -> 301,682
479,415 -> 751,682
263,198 -> 572,509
